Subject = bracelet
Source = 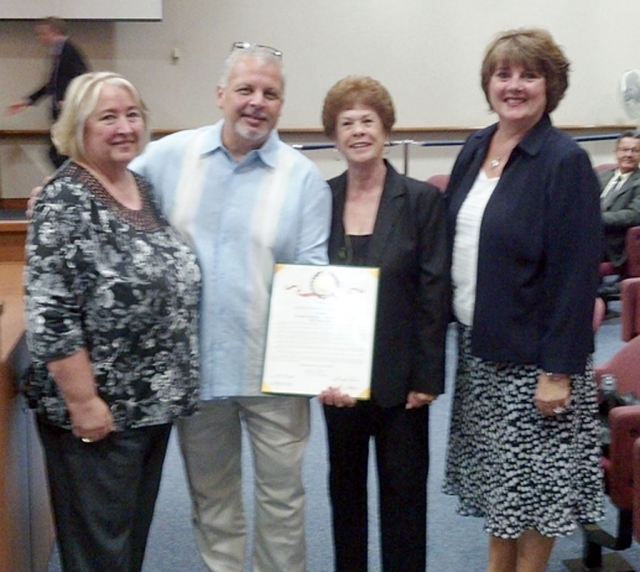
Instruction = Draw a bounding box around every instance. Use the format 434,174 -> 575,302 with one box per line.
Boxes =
545,371 -> 570,382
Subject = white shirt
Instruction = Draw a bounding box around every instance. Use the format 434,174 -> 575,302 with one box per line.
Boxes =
452,170 -> 499,326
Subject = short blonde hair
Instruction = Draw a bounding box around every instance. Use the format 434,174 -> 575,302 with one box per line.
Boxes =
322,76 -> 395,139
51,71 -> 150,161
481,28 -> 570,114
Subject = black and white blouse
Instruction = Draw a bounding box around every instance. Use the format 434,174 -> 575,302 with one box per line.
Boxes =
25,162 -> 201,430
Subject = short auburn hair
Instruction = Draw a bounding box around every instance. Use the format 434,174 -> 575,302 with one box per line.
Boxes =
322,76 -> 395,139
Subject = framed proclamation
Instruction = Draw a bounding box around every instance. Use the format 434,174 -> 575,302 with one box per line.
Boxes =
261,264 -> 379,399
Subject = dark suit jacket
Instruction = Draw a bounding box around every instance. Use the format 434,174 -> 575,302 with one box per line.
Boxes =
599,168 -> 640,267
446,114 -> 601,374
28,39 -> 88,120
328,161 -> 450,407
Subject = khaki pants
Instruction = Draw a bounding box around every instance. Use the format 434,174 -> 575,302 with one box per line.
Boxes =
177,396 -> 310,572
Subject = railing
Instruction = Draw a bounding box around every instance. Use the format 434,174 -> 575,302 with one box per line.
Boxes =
0,127 -> 628,187
292,131 -> 622,175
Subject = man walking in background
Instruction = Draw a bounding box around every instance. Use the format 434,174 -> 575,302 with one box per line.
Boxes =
6,17 -> 89,168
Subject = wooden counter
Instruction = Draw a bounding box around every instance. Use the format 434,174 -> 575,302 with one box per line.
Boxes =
0,221 -> 27,263
0,262 -> 54,572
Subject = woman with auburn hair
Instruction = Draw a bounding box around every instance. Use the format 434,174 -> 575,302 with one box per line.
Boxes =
443,29 -> 603,572
319,76 -> 450,571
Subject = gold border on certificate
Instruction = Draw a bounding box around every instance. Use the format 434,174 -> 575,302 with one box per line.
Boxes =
261,264 -> 379,399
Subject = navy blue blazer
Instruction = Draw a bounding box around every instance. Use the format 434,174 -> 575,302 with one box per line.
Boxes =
328,162 -> 450,407
446,115 -> 601,374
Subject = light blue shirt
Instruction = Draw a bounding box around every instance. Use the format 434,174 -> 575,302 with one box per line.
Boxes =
130,121 -> 331,398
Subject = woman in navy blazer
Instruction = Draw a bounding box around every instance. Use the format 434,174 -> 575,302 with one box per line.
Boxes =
318,76 -> 449,571
443,29 -> 604,572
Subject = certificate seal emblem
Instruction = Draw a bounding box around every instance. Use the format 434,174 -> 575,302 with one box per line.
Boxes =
310,270 -> 339,298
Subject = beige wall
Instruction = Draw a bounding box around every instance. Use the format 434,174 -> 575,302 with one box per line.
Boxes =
0,0 -> 635,195
3,0 -> 640,130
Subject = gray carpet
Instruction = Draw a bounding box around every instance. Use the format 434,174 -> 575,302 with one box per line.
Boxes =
47,307 -> 640,571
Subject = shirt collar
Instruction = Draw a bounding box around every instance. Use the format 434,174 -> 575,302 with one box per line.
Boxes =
614,169 -> 635,181
513,114 -> 553,157
471,114 -> 554,157
200,120 -> 281,167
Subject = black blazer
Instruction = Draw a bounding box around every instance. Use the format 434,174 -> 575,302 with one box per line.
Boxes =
328,162 -> 450,407
28,39 -> 89,120
446,115 -> 601,374
599,168 -> 640,267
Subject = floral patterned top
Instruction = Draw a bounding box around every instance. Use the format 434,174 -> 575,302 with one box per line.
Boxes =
25,162 -> 201,430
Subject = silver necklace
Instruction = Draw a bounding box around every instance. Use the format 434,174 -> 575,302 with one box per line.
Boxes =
489,157 -> 501,169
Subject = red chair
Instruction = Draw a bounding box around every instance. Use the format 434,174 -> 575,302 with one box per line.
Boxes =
426,174 -> 449,193
600,226 -> 640,280
621,278 -> 640,341
582,403 -> 640,569
633,438 -> 640,544
596,335 -> 640,403
594,296 -> 606,332
626,227 -> 640,278
595,162 -> 617,173
582,336 -> 640,569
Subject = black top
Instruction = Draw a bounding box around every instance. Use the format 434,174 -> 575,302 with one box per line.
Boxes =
344,234 -> 372,266
328,161 -> 450,407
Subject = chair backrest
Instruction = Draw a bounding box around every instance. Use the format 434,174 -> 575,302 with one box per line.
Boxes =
621,278 -> 640,341
595,335 -> 640,396
593,296 -> 606,332
633,438 -> 640,543
595,162 -> 617,173
426,174 -> 450,193
606,404 -> 640,510
625,226 -> 640,278
599,261 -> 618,277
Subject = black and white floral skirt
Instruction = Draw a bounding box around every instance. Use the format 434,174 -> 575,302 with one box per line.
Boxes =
443,324 -> 604,538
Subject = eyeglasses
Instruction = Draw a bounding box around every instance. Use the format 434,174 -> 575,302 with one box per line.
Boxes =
617,147 -> 640,155
231,41 -> 283,59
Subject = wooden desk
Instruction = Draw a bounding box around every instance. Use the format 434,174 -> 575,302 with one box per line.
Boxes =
0,262 -> 54,572
0,221 -> 27,263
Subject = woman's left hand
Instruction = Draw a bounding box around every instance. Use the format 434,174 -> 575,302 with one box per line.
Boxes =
318,387 -> 357,408
406,391 -> 437,409
535,372 -> 571,416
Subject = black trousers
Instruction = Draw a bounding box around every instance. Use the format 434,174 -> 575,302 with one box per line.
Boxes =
323,401 -> 430,572
37,419 -> 172,572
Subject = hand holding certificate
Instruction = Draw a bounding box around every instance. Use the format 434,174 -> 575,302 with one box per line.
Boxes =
261,264 -> 379,399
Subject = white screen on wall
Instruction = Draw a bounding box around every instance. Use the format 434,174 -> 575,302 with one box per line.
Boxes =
0,0 -> 162,20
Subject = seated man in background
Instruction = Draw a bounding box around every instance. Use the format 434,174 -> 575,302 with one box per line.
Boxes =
600,131 -> 640,275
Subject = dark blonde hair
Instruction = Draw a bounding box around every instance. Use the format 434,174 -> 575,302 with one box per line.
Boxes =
481,28 -> 570,114
52,71 -> 150,161
322,76 -> 395,139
